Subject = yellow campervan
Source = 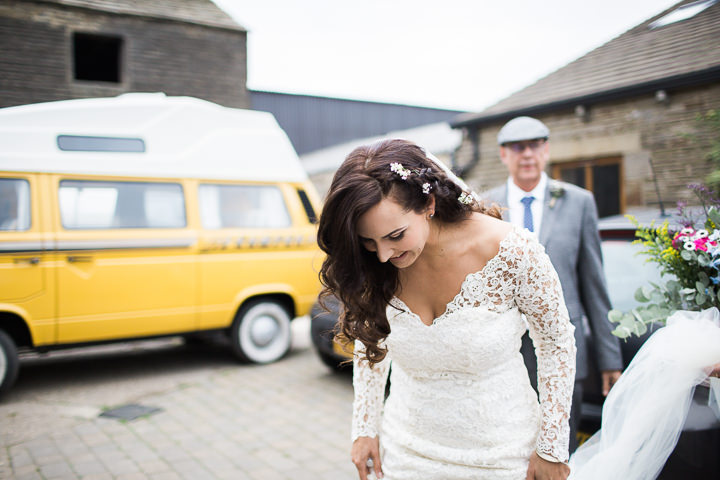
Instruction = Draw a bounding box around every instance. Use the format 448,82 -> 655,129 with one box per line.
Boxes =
0,93 -> 323,394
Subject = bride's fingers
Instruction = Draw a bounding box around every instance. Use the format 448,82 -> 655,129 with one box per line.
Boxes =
370,452 -> 384,478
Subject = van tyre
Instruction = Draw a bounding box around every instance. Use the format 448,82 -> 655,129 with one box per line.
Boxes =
0,330 -> 19,395
230,300 -> 291,364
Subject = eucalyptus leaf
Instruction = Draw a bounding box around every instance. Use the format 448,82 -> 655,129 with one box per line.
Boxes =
698,254 -> 709,267
634,288 -> 650,303
666,280 -> 681,294
634,320 -> 648,336
698,271 -> 710,285
697,281 -> 707,293
608,310 -> 625,323
696,292 -> 707,305
681,250 -> 694,261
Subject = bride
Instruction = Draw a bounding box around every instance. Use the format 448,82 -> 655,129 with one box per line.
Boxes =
317,139 -> 575,480
316,138 -> 720,480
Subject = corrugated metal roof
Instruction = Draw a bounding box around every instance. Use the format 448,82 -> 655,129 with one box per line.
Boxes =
39,0 -> 244,31
453,0 -> 720,126
251,91 -> 465,155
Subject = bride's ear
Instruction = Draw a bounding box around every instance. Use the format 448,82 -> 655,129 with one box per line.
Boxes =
426,195 -> 436,218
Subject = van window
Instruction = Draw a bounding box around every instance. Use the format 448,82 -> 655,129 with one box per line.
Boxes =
0,178 -> 31,231
198,184 -> 291,229
296,189 -> 317,224
59,180 -> 186,229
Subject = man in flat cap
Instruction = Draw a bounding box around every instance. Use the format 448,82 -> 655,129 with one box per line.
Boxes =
484,116 -> 623,455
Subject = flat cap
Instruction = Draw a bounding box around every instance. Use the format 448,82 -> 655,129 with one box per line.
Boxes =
497,116 -> 549,145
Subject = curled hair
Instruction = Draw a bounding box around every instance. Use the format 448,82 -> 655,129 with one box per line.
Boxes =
317,139 -> 500,366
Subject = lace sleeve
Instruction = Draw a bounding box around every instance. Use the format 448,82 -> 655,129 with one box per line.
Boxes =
514,233 -> 576,463
351,340 -> 391,441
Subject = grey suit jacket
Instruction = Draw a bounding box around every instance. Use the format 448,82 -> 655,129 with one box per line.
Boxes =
484,180 -> 623,380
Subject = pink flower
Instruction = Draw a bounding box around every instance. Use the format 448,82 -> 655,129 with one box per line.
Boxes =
695,238 -> 709,252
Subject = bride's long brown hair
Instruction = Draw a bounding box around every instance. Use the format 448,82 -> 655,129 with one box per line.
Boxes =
317,139 -> 500,366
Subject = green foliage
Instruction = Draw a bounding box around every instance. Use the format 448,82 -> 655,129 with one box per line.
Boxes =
609,208 -> 720,339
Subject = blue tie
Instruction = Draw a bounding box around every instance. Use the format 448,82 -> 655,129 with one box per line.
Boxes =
521,196 -> 535,232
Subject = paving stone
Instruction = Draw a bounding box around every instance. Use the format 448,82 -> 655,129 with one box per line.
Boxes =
2,331 -> 355,480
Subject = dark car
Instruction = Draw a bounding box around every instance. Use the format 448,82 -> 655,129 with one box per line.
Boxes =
310,294 -> 350,370
310,209 -> 720,477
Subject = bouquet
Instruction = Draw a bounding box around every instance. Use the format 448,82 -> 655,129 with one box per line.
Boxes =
610,188 -> 720,339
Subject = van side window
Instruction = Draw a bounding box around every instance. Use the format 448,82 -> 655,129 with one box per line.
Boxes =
59,180 -> 186,229
296,189 -> 317,224
199,184 -> 291,229
0,178 -> 31,231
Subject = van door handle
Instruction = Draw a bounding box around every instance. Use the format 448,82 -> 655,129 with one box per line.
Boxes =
14,257 -> 40,265
67,255 -> 93,263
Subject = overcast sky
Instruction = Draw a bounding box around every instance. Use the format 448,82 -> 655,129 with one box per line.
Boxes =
211,0 -> 681,112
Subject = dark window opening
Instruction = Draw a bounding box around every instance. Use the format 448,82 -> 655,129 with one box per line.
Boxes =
296,189 -> 317,224
552,157 -> 623,218
73,32 -> 122,83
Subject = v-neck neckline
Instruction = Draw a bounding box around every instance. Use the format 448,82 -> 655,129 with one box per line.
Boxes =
391,226 -> 520,327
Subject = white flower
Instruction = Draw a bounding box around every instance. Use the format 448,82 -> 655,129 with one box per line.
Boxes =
422,183 -> 432,194
458,192 -> 473,205
390,162 -> 411,180
684,241 -> 696,251
695,229 -> 709,239
681,227 -> 695,235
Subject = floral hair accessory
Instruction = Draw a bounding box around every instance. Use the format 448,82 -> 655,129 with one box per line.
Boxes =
458,192 -> 473,205
390,162 -> 412,180
422,182 -> 432,194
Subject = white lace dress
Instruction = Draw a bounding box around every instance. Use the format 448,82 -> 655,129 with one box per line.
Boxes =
352,227 -> 576,480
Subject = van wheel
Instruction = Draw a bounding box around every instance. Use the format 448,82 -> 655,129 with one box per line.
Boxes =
0,330 -> 19,395
230,300 -> 291,364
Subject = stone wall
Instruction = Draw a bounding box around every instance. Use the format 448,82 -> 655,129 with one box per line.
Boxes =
0,0 -> 248,108
455,82 -> 720,209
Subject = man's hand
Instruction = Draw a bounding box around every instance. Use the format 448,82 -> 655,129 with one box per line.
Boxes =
601,370 -> 622,396
525,451 -> 569,480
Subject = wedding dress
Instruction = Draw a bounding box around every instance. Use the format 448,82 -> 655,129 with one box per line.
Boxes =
352,226 -> 577,479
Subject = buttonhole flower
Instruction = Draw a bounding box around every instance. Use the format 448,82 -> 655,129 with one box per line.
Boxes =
549,182 -> 565,209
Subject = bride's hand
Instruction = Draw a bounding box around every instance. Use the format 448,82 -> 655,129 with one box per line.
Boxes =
526,451 -> 569,480
351,436 -> 383,479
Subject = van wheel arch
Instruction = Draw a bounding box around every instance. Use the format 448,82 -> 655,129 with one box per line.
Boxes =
229,295 -> 294,364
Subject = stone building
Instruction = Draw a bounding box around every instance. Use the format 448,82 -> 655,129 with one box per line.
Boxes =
451,0 -> 720,217
0,0 -> 248,109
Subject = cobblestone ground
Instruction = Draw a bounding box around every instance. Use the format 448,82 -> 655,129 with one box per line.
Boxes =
0,318 -> 358,480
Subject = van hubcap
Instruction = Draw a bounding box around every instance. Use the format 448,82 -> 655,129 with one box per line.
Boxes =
0,351 -> 6,383
250,315 -> 279,347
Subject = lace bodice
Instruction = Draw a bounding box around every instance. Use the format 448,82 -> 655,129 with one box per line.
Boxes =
352,227 -> 576,467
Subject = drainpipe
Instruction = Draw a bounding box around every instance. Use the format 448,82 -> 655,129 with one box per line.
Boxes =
454,127 -> 480,177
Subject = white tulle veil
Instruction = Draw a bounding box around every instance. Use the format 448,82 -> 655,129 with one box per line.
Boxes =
568,308 -> 720,480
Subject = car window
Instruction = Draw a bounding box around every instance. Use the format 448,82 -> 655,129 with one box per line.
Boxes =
602,239 -> 667,312
59,180 -> 186,229
198,184 -> 291,229
0,178 -> 31,231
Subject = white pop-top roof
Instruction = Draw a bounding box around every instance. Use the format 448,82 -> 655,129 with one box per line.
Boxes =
0,93 -> 309,183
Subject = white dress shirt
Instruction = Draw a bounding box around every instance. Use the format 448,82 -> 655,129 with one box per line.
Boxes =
506,172 -> 548,234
